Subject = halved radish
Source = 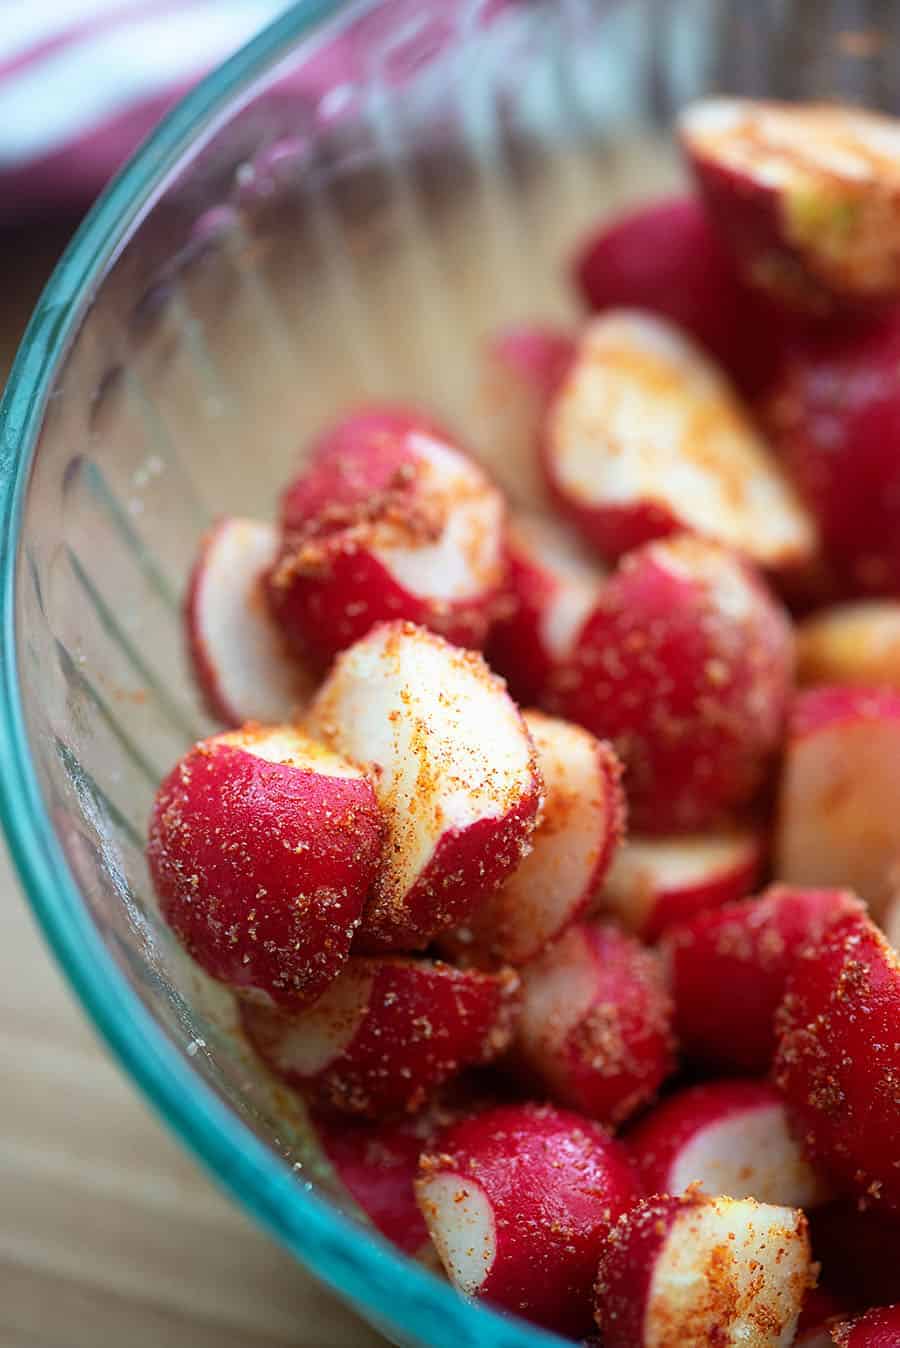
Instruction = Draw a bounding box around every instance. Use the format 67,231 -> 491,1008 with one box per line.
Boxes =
595,828 -> 763,940
305,622 -> 542,951
775,685 -> 900,919
514,921 -> 676,1129
147,725 -> 382,1009
832,1305 -> 900,1346
486,511 -> 606,705
681,98 -> 900,314
446,713 -> 624,966
662,885 -> 864,1073
542,311 -> 816,569
269,413 -> 506,666
774,910 -> 900,1213
242,958 -> 519,1118
475,326 -> 576,509
186,517 -> 313,726
627,1079 -> 830,1209
549,534 -> 794,832
571,194 -> 779,397
797,602 -> 900,687
594,1193 -> 812,1348
415,1101 -> 640,1338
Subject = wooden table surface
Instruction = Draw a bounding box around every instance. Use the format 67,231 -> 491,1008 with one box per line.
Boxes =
0,222 -> 383,1348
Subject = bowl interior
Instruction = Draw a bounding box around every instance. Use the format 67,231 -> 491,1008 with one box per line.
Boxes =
3,2 -> 897,1345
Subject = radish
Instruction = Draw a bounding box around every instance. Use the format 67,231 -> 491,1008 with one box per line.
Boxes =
415,1100 -> 640,1338
594,1192 -> 812,1348
514,921 -> 676,1129
548,534 -> 794,832
571,194 -> 779,397
241,958 -> 519,1118
542,311 -> 816,569
832,1305 -> 900,1346
775,685 -> 900,920
186,517 -> 314,726
795,1287 -> 850,1348
774,910 -> 900,1213
306,622 -> 542,952
446,712 -> 624,966
662,885 -> 864,1073
882,892 -> 900,949
767,316 -> 900,596
809,1201 -> 900,1310
627,1079 -> 830,1209
797,602 -> 900,688
595,828 -> 763,940
486,511 -> 605,705
681,98 -> 900,314
147,725 -> 382,1009
269,412 -> 505,666
476,326 -> 576,509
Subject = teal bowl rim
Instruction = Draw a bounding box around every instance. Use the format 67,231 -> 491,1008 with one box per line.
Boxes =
0,5 -> 566,1346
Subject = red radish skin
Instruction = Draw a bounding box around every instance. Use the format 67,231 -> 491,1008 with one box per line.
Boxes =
241,958 -> 519,1118
595,828 -> 763,941
774,911 -> 900,1213
147,726 -> 383,1009
186,517 -> 314,727
542,312 -> 816,569
681,98 -> 900,314
832,1305 -> 900,1346
415,1101 -> 640,1339
797,602 -> 900,687
809,1201 -> 900,1311
768,318 -> 900,596
662,885 -> 865,1073
475,327 -> 576,509
269,415 -> 505,666
306,622 -> 542,952
627,1079 -> 830,1209
486,512 -> 606,705
446,713 -> 625,966
775,685 -> 900,919
514,921 -> 676,1129
594,1192 -> 812,1348
571,194 -> 780,397
548,534 -> 794,833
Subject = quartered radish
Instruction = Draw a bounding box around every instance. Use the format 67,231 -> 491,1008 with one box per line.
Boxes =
542,311 -> 816,569
415,1101 -> 640,1338
147,725 -> 382,1009
242,957 -> 519,1118
594,1193 -> 812,1348
797,602 -> 900,687
186,517 -> 313,726
306,622 -> 542,952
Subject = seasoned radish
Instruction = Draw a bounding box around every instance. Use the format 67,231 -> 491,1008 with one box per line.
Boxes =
514,921 -> 676,1129
594,1193 -> 812,1348
549,534 -> 794,832
571,194 -> 778,396
269,412 -> 505,665
628,1080 -> 830,1209
475,326 -> 576,508
681,98 -> 900,314
775,686 -> 900,919
186,517 -> 314,726
242,958 -> 519,1118
595,828 -> 763,940
486,512 -> 606,705
832,1305 -> 900,1345
774,911 -> 900,1213
306,622 -> 541,951
663,885 -> 864,1073
147,726 -> 382,1009
415,1101 -> 640,1338
797,602 -> 900,687
767,318 -> 900,596
447,713 -> 624,965
542,311 -> 816,568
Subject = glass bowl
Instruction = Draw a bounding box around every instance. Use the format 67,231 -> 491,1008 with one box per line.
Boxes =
1,3 -> 895,1344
